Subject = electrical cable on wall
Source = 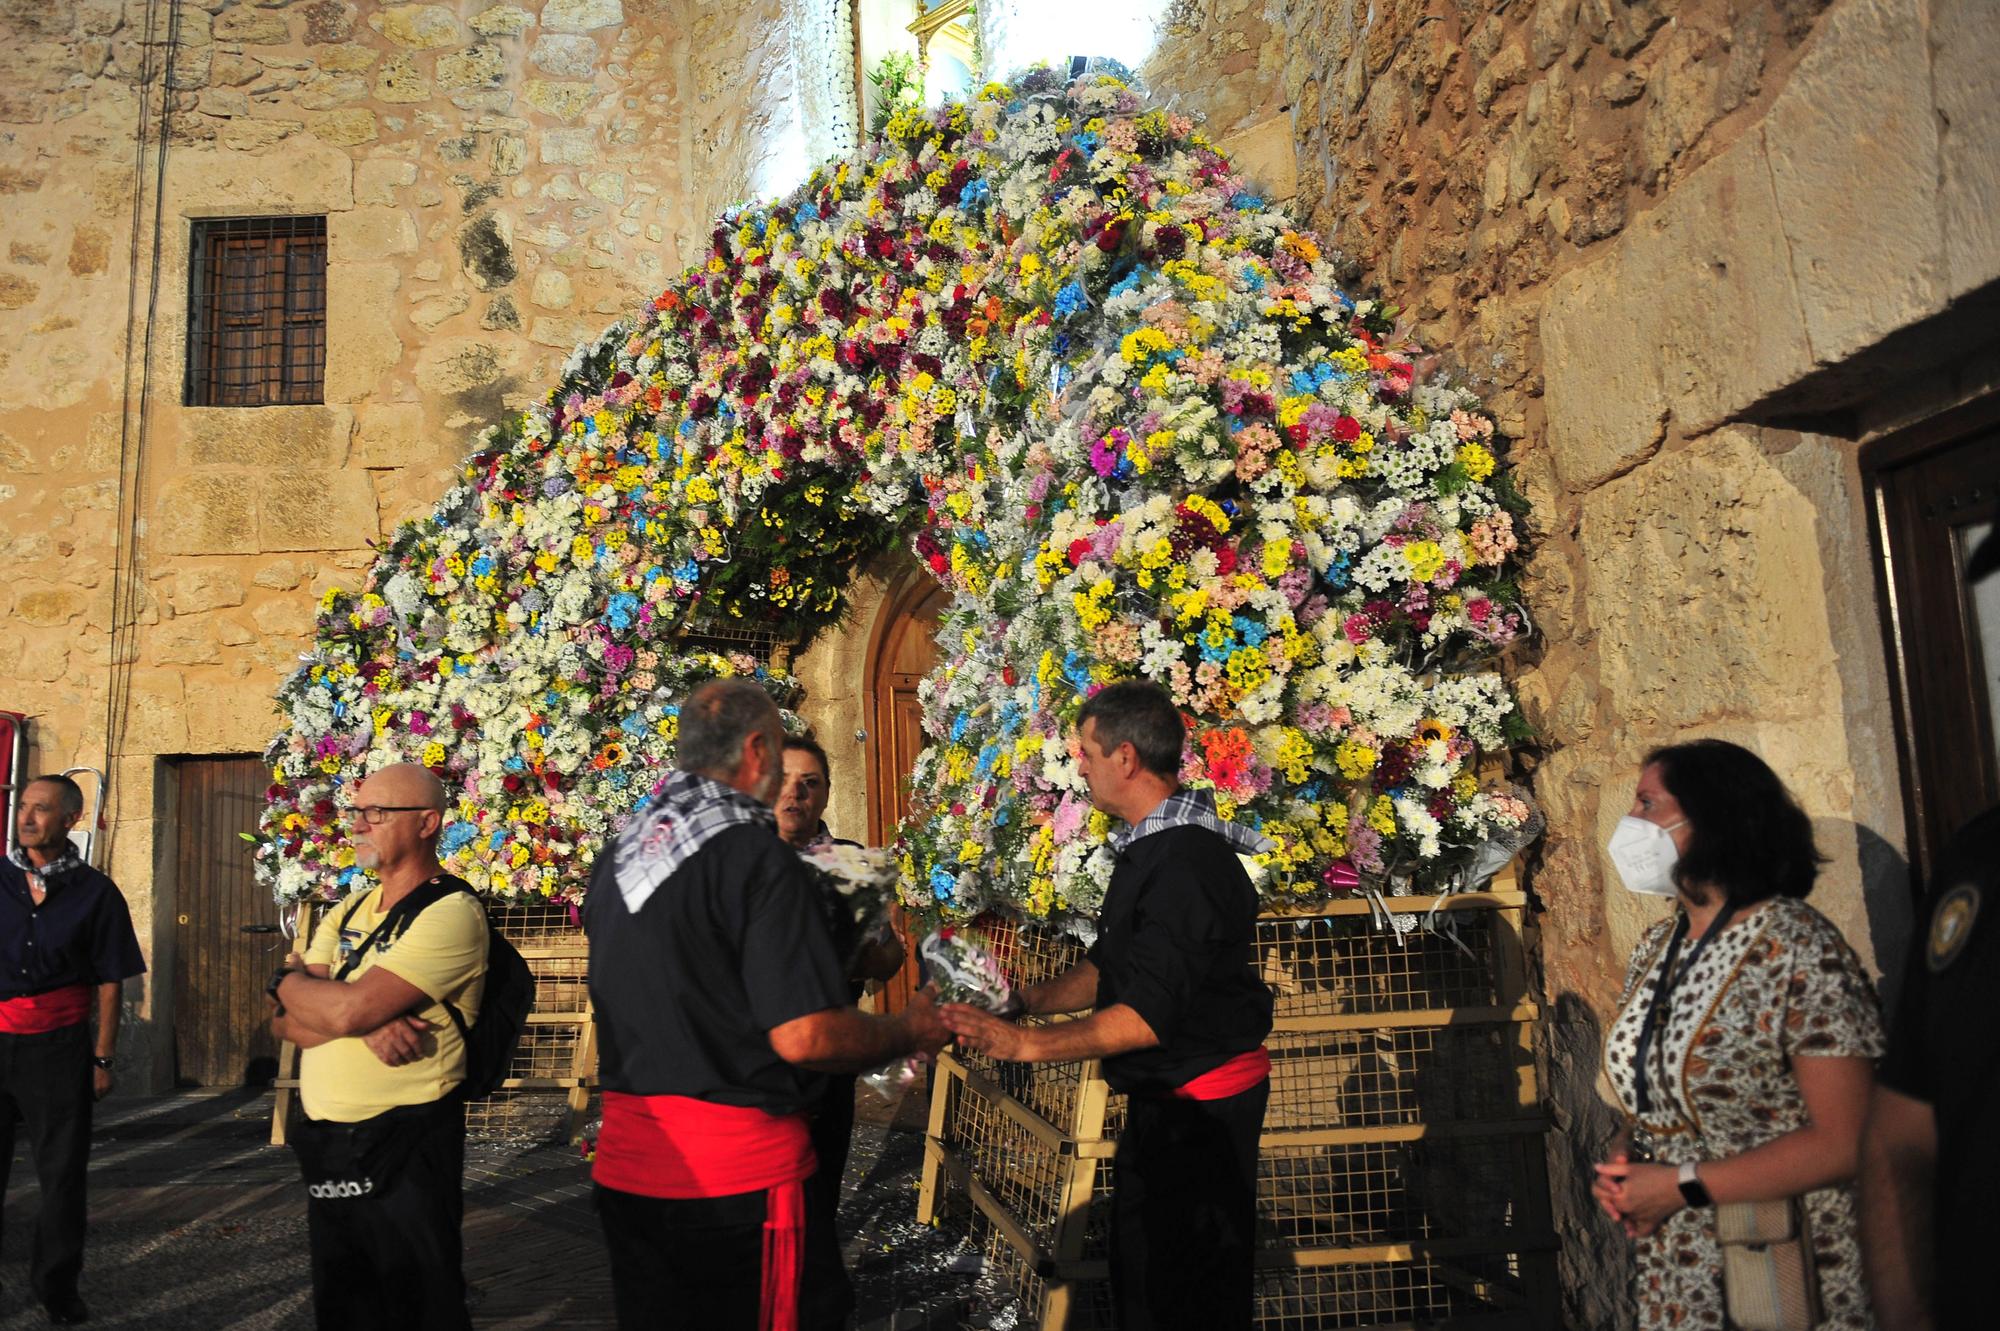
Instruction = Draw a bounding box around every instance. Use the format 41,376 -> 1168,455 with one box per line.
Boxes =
100,0 -> 183,869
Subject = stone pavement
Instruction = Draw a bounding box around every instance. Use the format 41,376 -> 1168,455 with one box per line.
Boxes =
0,1086 -> 996,1330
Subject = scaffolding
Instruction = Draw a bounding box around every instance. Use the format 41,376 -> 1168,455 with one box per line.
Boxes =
917,874 -> 1556,1330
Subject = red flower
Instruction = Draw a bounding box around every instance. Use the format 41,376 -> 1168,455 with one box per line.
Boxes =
1333,415 -> 1362,442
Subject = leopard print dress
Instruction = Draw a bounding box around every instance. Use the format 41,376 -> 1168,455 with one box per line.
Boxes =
1604,897 -> 1884,1330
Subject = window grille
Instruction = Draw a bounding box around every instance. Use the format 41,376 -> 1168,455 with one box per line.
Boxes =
185,216 -> 328,407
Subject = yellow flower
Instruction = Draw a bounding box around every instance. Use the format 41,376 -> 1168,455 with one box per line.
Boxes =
420,742 -> 447,767
1403,540 -> 1447,582
1457,440 -> 1496,482
1334,740 -> 1378,779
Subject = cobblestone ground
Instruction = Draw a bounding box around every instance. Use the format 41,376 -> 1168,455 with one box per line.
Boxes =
0,1086 -> 987,1330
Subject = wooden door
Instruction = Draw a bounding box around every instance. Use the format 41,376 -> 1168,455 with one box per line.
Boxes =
1866,399 -> 2000,887
172,756 -> 285,1086
866,572 -> 949,1016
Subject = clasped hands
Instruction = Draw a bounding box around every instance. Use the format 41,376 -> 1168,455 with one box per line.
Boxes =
1592,1150 -> 1684,1238
887,986 -> 1033,1062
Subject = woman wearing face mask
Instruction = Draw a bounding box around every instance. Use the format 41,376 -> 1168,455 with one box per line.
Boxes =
1593,739 -> 1883,1331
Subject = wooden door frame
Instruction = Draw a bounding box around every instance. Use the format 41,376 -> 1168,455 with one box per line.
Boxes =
1861,389 -> 2000,891
863,563 -> 948,846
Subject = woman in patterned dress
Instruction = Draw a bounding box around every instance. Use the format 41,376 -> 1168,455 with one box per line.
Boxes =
1593,740 -> 1884,1330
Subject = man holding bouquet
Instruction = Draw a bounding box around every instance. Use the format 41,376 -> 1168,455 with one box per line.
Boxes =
584,679 -> 951,1331
942,680 -> 1274,1331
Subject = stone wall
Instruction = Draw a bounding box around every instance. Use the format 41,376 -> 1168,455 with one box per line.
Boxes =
0,0 -> 810,1091
1273,0 -> 2000,1323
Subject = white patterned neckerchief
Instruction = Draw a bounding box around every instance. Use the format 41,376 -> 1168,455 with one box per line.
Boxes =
1108,787 -> 1275,858
7,843 -> 86,888
611,770 -> 775,913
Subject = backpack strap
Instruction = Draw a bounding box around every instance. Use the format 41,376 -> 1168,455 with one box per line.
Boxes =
332,877 -> 463,982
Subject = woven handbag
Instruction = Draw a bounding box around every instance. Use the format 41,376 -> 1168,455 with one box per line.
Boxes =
1716,1198 -> 1821,1331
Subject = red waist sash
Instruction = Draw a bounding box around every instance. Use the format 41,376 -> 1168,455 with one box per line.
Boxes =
593,1093 -> 817,1331
0,983 -> 92,1035
1170,1046 -> 1271,1101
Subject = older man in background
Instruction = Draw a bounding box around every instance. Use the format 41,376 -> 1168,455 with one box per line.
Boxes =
0,774 -> 146,1326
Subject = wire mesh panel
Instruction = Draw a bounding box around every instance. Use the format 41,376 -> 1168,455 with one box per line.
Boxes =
463,907 -> 594,1138
1259,912 -> 1500,1017
1263,1025 -> 1522,1133
919,886 -> 1556,1330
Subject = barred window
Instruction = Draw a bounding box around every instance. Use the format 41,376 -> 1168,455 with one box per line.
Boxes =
185,216 -> 327,407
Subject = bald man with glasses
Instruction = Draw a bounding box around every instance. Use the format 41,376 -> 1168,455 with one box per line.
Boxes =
267,762 -> 488,1331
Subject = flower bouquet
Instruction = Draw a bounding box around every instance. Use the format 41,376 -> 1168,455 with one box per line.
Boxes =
862,925 -> 1019,1101
799,840 -> 902,969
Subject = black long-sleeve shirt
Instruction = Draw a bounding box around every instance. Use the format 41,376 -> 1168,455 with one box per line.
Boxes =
1087,824 -> 1273,1096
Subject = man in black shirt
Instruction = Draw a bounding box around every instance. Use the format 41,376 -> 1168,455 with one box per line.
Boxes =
943,681 -> 1274,1331
584,679 -> 950,1331
1,773 -> 147,1326
1861,803 -> 2000,1331
774,734 -> 905,1232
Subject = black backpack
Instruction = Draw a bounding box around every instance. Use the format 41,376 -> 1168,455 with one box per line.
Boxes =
332,874 -> 534,1104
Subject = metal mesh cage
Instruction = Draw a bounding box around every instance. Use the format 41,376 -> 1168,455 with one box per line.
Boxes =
920,891 -> 1555,1330
1258,912 -> 1500,1017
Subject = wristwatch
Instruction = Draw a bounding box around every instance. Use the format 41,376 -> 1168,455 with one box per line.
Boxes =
1676,1161 -> 1713,1208
266,965 -> 296,1015
90,1055 -> 113,1071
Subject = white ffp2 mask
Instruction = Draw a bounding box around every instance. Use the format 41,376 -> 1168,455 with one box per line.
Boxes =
1606,816 -> 1686,897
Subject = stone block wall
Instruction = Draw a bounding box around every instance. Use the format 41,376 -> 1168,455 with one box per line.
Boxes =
0,0 -> 814,1091
1272,0 -> 2000,1322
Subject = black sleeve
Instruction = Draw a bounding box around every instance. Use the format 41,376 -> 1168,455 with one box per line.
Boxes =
734,832 -> 854,1033
87,879 -> 148,985
1110,850 -> 1229,1046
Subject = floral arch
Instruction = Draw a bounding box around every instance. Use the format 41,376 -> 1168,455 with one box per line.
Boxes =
258,69 -> 1538,935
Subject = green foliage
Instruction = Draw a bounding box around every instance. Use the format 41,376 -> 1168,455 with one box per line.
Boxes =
867,51 -> 922,135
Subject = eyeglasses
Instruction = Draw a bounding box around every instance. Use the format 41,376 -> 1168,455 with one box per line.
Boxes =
345,805 -> 434,826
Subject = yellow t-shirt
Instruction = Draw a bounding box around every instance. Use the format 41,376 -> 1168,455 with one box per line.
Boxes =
298,883 -> 488,1123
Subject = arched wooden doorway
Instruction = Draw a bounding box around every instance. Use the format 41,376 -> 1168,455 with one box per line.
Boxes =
864,566 -> 948,1016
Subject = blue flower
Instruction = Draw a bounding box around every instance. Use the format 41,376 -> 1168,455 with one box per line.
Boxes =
1234,615 -> 1268,647
1073,131 -> 1100,154
950,713 -> 970,742
605,592 -> 639,632
1231,192 -> 1265,210
1053,281 -> 1088,319
1108,267 -> 1149,300
960,178 -> 991,209
487,829 -> 509,849
440,823 -> 479,855
929,866 -> 958,902
471,555 -> 494,578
